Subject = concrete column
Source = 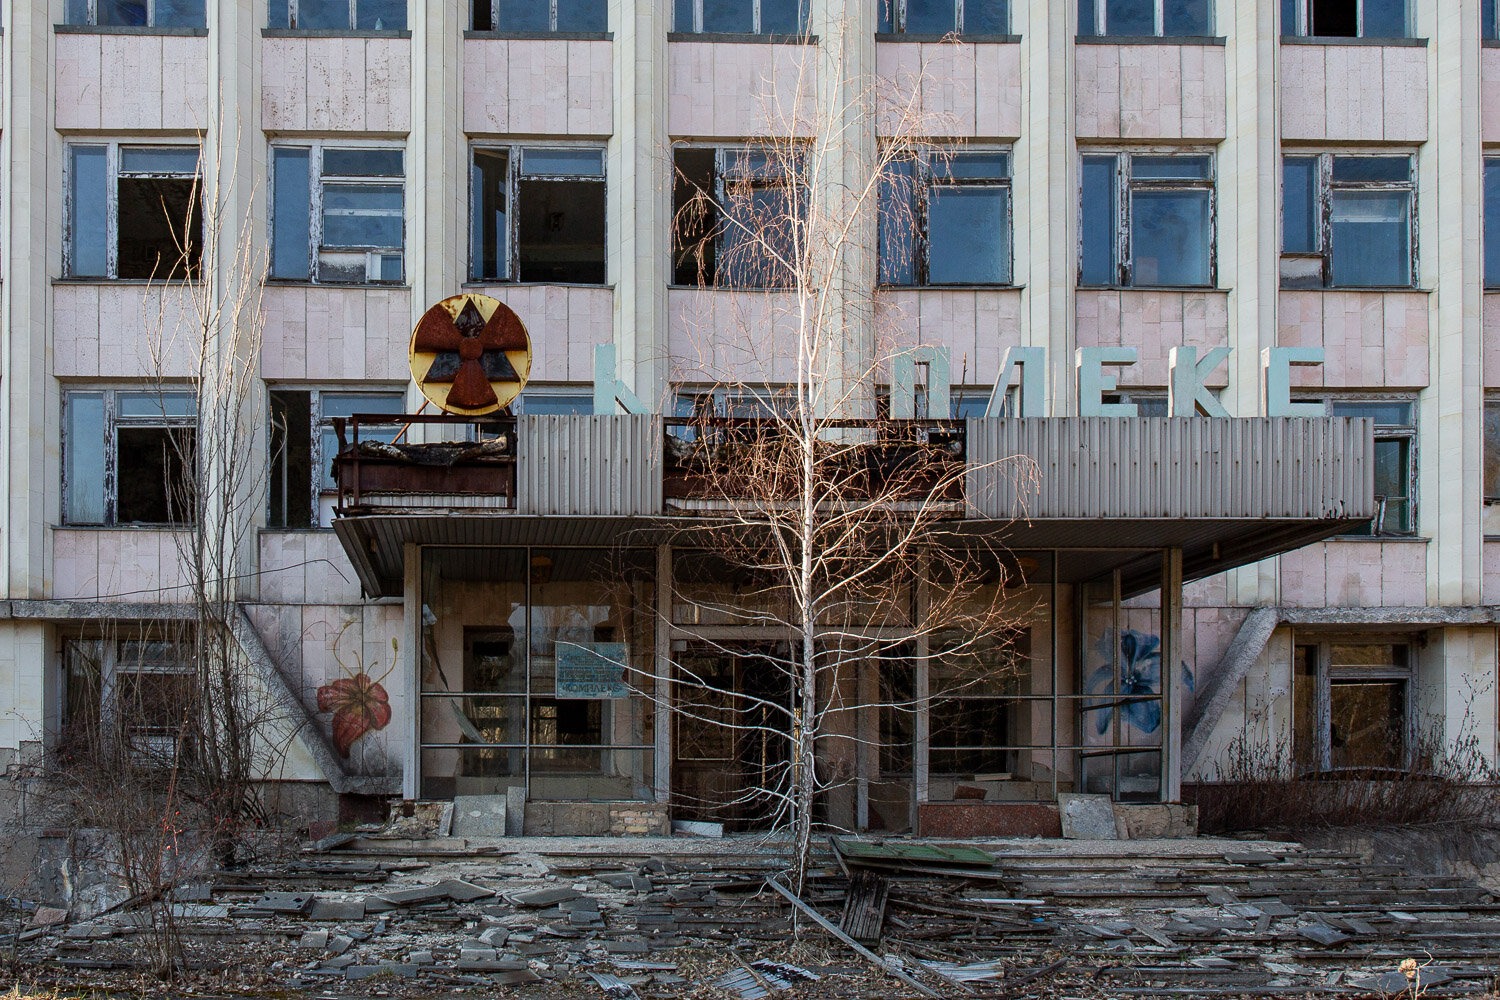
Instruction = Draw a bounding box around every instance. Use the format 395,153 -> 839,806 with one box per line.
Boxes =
1161,547 -> 1184,802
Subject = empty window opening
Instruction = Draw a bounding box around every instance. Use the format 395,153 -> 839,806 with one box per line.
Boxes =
64,389 -> 197,527
62,635 -> 197,770
67,144 -> 202,281
471,0 -> 606,31
471,147 -> 608,284
1282,0 -> 1408,38
672,146 -> 805,288
268,388 -> 406,528
1292,640 -> 1413,773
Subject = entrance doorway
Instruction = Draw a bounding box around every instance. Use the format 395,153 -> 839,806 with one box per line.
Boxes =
671,640 -> 794,830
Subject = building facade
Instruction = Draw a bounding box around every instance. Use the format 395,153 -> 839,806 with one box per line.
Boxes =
0,0 -> 1495,835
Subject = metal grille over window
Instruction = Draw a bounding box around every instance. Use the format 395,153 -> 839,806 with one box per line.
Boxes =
1281,154 -> 1415,289
271,145 -> 406,285
1080,152 -> 1215,288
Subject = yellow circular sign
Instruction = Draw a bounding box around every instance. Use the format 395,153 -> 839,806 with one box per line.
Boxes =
408,294 -> 532,415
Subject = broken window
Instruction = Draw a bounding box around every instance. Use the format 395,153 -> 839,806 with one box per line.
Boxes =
270,0 -> 407,29
1281,154 -> 1415,289
1308,397 -> 1416,535
878,0 -> 1009,34
1281,0 -> 1408,37
879,151 -> 1013,286
1078,0 -> 1212,36
1292,640 -> 1412,773
1080,152 -> 1215,288
64,389 -> 196,526
673,0 -> 806,34
67,144 -> 202,281
268,388 -> 405,528
62,635 -> 197,769
271,144 -> 405,284
64,0 -> 206,27
469,146 -> 607,284
471,0 -> 606,31
673,146 -> 806,288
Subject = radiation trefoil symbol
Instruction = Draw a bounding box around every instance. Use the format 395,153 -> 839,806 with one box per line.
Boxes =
409,293 -> 532,415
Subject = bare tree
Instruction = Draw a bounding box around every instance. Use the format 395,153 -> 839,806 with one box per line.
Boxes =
662,30 -> 1037,891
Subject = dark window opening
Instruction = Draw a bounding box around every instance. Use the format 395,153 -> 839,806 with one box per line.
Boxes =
116,426 -> 195,525
269,390 -> 313,529
117,176 -> 202,280
672,147 -> 803,289
517,179 -> 606,283
673,148 -> 721,285
1311,0 -> 1358,35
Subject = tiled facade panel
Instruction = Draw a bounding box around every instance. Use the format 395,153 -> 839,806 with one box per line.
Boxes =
259,532 -> 370,605
1278,291 -> 1430,388
1279,43 -> 1427,143
876,289 -> 1023,384
874,42 -> 1022,138
1279,540 -> 1428,607
53,284 -> 200,379
1075,290 -> 1231,388
1483,47 -> 1500,143
52,528 -> 192,602
668,41 -> 817,138
475,285 -> 614,383
1074,43 -> 1226,141
261,36 -> 410,133
463,39 -> 613,136
55,33 -> 208,131
666,289 -> 806,383
260,286 -> 412,381
1484,542 -> 1500,603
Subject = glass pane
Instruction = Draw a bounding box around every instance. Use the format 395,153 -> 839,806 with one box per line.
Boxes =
1331,189 -> 1410,287
702,0 -> 753,31
1132,155 -> 1211,181
517,391 -> 595,415
1486,403 -> 1500,499
905,0 -> 956,33
154,0 -> 207,27
355,0 -> 406,29
935,151 -> 1009,179
498,0 -> 549,30
1488,0 -> 1499,40
1077,0 -> 1099,34
272,148 -> 312,280
323,147 -> 404,177
120,146 -> 200,175
1487,161 -> 1500,287
1130,189 -> 1211,286
928,186 -> 1010,284
295,0 -> 349,29
1104,0 -> 1154,34
556,0 -> 607,30
965,0 -> 1009,32
761,0 -> 803,32
1360,0 -> 1407,38
322,184 -> 404,249
420,747 -> 525,799
1283,157 -> 1318,253
1331,156 -> 1410,183
522,148 -> 605,176
1329,400 -> 1411,425
472,0 -> 493,30
321,392 -> 405,419
97,1 -> 148,26
65,0 -> 91,24
674,0 -> 695,31
878,0 -> 894,31
119,392 -> 196,418
65,394 -> 107,525
1373,436 -> 1411,531
878,159 -> 916,285
69,146 -> 109,278
1080,155 -> 1117,285
1281,0 -> 1296,33
1329,681 -> 1405,769
1162,0 -> 1209,34
471,148 -> 509,282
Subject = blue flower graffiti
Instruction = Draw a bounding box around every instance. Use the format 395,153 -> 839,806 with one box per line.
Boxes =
1087,629 -> 1194,736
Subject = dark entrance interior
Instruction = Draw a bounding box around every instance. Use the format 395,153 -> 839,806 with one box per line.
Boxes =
671,641 -> 794,830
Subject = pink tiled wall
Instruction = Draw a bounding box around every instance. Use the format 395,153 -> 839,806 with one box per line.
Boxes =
875,288 -> 1023,385
56,32 -> 207,131
669,41 -> 816,137
52,528 -> 191,602
474,285 -> 614,383
1075,42 -> 1226,140
1280,43 -> 1427,143
54,283 -> 200,379
261,286 -> 412,381
464,39 -> 612,136
1278,291 -> 1429,389
262,36 -> 410,133
1279,540 -> 1428,607
876,41 -> 1022,138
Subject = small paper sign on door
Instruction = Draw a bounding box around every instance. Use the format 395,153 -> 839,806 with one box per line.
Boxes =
555,641 -> 630,699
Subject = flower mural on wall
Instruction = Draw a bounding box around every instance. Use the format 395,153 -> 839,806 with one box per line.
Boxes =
316,628 -> 397,758
1087,629 -> 1194,736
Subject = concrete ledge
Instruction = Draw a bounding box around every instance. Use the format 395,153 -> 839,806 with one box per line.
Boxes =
918,803 -> 1063,838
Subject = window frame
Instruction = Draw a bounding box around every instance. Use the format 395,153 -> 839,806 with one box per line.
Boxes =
672,0 -> 808,35
63,0 -> 207,28
1306,394 -> 1419,536
1078,0 -> 1214,37
1292,637 -> 1415,774
1486,157 -> 1500,288
1281,0 -> 1410,39
268,386 -> 407,529
468,143 -> 609,285
1280,151 -> 1417,290
1078,149 -> 1218,289
877,0 -> 1011,36
270,141 -> 407,286
270,0 -> 408,30
1486,0 -> 1500,42
470,0 -> 607,32
64,141 -> 203,281
62,387 -> 198,527
879,148 -> 1015,288
61,634 -> 198,768
671,144 -> 808,290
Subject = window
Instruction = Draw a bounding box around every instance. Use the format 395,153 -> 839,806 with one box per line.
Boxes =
1486,159 -> 1500,288
879,151 -> 1013,286
270,0 -> 406,29
471,0 -> 606,31
470,146 -> 607,284
268,389 -> 405,528
1281,154 -> 1415,289
64,390 -> 196,526
878,0 -> 1009,34
67,144 -> 202,281
1078,0 -> 1212,36
1293,640 -> 1413,773
1281,0 -> 1408,38
1484,398 -> 1500,534
673,0 -> 806,34
1317,397 -> 1416,535
512,386 -> 595,415
63,0 -> 206,27
1487,0 -> 1500,41
929,631 -> 1030,777
673,147 -> 805,288
62,636 -> 196,768
272,145 -> 405,284
1079,152 -> 1215,287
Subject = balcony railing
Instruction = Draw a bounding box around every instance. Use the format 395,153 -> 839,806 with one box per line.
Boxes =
332,414 -> 517,513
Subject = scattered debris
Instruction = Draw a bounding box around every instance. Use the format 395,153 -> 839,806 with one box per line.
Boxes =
588,970 -> 641,999
716,955 -> 821,998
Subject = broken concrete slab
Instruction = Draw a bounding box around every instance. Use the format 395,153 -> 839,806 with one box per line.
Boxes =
1057,794 -> 1119,840
507,886 -> 582,908
27,906 -> 68,929
376,878 -> 493,905
251,892 -> 315,915
298,929 -> 330,950
1297,924 -> 1350,946
307,898 -> 365,921
451,794 -> 509,838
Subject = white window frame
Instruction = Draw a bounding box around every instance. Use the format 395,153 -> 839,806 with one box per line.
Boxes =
1281,0 -> 1410,38
63,0 -> 207,27
64,141 -> 202,280
470,0 -> 607,32
1079,149 -> 1218,289
270,141 -> 407,285
275,0 -> 407,30
878,0 -> 1011,34
673,0 -> 807,34
1280,151 -> 1418,290
1079,0 -> 1213,36
62,388 -> 197,527
672,144 -> 808,290
878,148 -> 1014,287
468,143 -> 609,285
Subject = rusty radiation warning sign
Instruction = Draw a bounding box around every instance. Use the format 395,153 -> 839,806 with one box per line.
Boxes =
409,293 -> 532,415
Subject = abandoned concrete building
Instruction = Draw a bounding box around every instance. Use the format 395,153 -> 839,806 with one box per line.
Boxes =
0,0 -> 1497,840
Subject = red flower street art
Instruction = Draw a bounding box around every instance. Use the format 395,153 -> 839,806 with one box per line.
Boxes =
316,673 -> 392,758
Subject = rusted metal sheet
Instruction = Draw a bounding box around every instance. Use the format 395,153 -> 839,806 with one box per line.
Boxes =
517,414 -> 662,517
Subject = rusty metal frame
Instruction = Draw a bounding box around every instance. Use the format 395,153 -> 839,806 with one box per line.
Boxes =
466,142 -> 608,284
